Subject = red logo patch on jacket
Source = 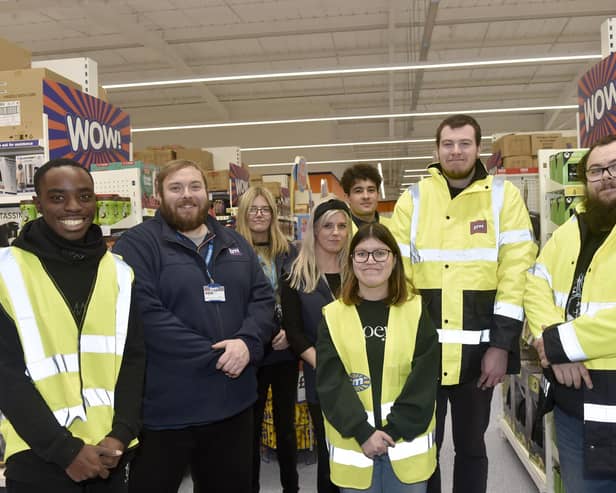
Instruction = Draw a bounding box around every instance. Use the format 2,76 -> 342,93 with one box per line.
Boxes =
470,219 -> 487,234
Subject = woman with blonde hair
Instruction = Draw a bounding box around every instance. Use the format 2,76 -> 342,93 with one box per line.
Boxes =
236,186 -> 299,493
281,198 -> 352,493
316,223 -> 439,493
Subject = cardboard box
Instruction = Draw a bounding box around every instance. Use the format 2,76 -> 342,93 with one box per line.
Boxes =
175,148 -> 214,171
530,133 -> 562,155
206,170 -> 229,191
153,149 -> 176,167
493,134 -> 532,157
133,149 -> 156,165
249,175 -> 263,186
0,68 -> 81,141
15,153 -> 44,192
0,37 -> 31,71
90,161 -> 160,209
552,136 -> 578,150
262,181 -> 282,198
503,156 -> 534,169
550,150 -> 586,184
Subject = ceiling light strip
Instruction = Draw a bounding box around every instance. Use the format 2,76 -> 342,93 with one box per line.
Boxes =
104,54 -> 600,90
132,105 -> 577,133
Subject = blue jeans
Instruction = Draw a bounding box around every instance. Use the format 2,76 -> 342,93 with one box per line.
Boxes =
554,406 -> 616,493
340,455 -> 427,493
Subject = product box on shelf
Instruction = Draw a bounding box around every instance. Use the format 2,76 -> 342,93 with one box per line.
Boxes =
530,133 -> 562,155
0,203 -> 20,247
550,195 -> 582,226
521,364 -> 546,471
549,150 -> 586,185
552,136 -> 578,150
493,134 -> 532,157
15,153 -> 45,192
90,160 -> 160,209
0,37 -> 31,71
133,149 -> 156,165
0,156 -> 17,194
0,68 -> 81,141
175,148 -> 214,171
206,170 -> 230,191
262,181 -> 282,198
502,156 -> 535,169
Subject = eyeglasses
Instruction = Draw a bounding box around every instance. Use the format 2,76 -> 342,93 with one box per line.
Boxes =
352,249 -> 392,263
586,163 -> 616,182
247,206 -> 272,216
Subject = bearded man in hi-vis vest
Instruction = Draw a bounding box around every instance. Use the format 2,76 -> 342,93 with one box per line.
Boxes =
389,115 -> 537,493
0,159 -> 145,493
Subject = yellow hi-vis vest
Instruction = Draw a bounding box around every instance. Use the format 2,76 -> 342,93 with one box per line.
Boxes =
322,297 -> 436,489
0,247 -> 136,461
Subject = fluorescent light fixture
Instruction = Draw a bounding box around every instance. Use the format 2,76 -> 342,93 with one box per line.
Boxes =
249,155 -> 436,168
240,136 -> 491,152
377,162 -> 386,200
104,54 -> 600,90
132,105 -> 577,133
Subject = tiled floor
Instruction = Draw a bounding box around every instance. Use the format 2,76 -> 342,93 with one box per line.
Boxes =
180,385 -> 539,492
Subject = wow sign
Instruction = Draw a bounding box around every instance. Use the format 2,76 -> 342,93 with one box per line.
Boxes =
44,80 -> 131,168
578,52 -> 616,147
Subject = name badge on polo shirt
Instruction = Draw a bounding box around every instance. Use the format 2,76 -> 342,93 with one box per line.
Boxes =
203,283 -> 226,302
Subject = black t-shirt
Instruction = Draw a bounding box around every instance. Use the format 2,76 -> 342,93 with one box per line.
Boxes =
356,299 -> 390,428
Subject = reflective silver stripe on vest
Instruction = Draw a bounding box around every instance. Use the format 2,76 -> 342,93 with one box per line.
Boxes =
437,329 -> 490,344
388,431 -> 435,461
83,388 -> 115,408
54,405 -> 87,428
531,262 -> 552,287
554,291 -> 568,310
580,301 -> 616,318
557,322 -> 587,361
499,229 -> 533,246
494,301 -> 524,322
113,255 -> 132,356
0,248 -> 46,363
408,176 -> 504,264
27,353 -> 79,381
584,403 -> 616,423
398,243 -> 411,259
365,402 -> 395,427
329,431 -> 435,468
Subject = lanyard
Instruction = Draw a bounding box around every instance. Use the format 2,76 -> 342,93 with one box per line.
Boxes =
204,241 -> 215,283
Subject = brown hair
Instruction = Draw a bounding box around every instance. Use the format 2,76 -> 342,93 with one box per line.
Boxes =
341,223 -> 413,306
156,159 -> 208,196
576,134 -> 616,184
340,164 -> 382,194
435,114 -> 482,147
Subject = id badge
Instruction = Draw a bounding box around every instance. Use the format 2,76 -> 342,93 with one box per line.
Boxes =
203,283 -> 226,302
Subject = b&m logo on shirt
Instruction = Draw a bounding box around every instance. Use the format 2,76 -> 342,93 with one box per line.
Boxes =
470,219 -> 487,235
349,373 -> 371,392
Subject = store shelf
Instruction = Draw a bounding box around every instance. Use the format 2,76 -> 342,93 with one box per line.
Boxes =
500,417 -> 547,493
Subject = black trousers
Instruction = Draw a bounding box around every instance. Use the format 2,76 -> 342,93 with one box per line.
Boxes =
427,379 -> 494,493
308,402 -> 339,493
128,407 -> 253,493
252,360 -> 300,493
7,462 -> 130,493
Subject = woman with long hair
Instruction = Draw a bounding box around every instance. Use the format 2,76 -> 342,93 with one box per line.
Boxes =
236,186 -> 299,493
281,198 -> 352,493
316,223 -> 439,493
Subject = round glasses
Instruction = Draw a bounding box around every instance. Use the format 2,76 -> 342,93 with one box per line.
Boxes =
247,206 -> 272,216
586,163 -> 616,182
352,249 -> 392,263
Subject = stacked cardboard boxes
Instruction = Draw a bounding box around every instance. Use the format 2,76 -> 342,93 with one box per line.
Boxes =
133,146 -> 214,171
492,132 -> 578,171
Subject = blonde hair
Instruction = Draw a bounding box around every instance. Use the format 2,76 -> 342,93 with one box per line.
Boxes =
236,186 -> 289,259
287,208 -> 352,293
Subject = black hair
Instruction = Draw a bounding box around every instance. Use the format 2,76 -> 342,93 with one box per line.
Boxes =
313,198 -> 350,225
34,158 -> 93,195
340,164 -> 382,194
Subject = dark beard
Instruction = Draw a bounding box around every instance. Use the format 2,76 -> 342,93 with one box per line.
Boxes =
583,195 -> 616,234
159,199 -> 209,232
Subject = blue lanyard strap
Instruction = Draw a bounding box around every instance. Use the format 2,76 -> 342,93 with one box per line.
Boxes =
204,241 -> 215,283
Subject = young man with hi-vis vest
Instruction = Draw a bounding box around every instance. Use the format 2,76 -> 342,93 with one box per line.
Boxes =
341,164 -> 390,235
317,223 -> 438,493
389,115 -> 537,493
0,159 -> 145,492
525,134 -> 616,492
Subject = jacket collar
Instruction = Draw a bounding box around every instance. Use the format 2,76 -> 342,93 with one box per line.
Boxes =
156,211 -> 235,251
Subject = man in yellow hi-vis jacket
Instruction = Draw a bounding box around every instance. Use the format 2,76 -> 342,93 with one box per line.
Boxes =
389,115 -> 537,493
0,159 -> 145,492
525,134 -> 616,492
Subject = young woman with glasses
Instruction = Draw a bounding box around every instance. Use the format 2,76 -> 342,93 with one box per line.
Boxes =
281,198 -> 352,493
316,223 -> 439,493
236,186 -> 299,493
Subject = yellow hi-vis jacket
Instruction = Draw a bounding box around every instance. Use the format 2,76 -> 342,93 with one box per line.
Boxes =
525,214 -> 616,475
322,297 -> 436,489
389,165 -> 537,385
0,247 -> 136,461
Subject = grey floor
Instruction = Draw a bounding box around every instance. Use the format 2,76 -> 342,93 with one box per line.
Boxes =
180,385 -> 539,492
